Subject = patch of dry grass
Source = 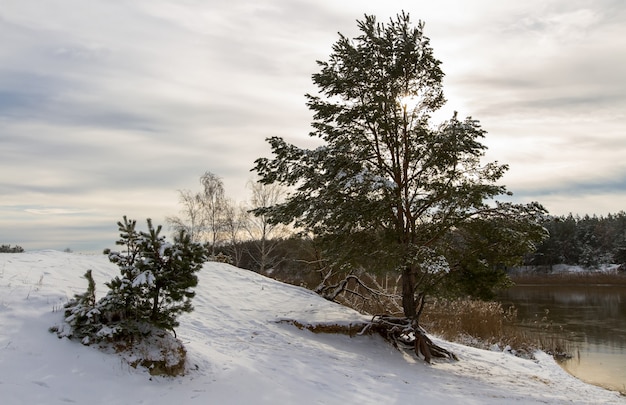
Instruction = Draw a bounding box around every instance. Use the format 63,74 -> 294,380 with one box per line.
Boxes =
421,298 -> 515,341
420,297 -> 575,358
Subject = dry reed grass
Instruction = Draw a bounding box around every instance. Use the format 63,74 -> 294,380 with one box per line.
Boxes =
421,298 -> 515,342
420,297 -> 575,358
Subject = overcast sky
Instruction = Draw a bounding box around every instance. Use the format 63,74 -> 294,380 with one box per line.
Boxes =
1,0 -> 625,251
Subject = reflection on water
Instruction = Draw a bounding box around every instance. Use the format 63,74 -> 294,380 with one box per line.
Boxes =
498,285 -> 626,393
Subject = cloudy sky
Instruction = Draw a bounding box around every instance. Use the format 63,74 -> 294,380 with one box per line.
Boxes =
1,0 -> 625,251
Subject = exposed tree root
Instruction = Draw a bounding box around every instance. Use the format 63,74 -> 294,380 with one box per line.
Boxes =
359,315 -> 458,363
279,315 -> 457,364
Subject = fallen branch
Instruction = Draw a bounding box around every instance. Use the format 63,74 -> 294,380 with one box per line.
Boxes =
316,274 -> 392,302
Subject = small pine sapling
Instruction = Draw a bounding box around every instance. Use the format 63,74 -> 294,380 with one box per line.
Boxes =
53,216 -> 208,345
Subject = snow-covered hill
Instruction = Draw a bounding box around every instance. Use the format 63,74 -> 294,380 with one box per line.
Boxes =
0,251 -> 623,404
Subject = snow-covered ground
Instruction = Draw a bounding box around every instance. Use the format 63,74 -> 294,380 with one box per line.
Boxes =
1,251 -> 623,404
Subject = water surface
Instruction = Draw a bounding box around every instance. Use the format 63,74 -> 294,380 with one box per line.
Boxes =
498,284 -> 626,393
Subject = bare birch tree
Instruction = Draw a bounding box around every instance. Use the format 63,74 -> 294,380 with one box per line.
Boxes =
199,171 -> 227,255
246,180 -> 290,273
166,189 -> 204,243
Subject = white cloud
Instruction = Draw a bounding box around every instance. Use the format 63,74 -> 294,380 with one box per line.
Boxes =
1,0 -> 625,250
24,208 -> 93,215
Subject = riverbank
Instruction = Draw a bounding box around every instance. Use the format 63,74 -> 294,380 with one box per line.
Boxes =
509,264 -> 626,285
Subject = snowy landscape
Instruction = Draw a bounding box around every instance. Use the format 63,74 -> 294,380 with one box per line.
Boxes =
1,250 -> 624,404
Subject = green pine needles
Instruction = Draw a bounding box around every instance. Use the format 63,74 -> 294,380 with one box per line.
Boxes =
53,216 -> 208,344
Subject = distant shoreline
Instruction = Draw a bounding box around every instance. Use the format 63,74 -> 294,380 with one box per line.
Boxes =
508,266 -> 626,285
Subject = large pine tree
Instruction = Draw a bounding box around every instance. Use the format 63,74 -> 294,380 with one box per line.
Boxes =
253,11 -> 546,325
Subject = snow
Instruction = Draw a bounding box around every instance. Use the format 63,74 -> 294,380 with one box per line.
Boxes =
133,270 -> 155,287
550,263 -> 622,274
0,250 -> 623,404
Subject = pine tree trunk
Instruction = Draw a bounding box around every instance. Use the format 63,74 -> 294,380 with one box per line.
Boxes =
401,266 -> 416,319
151,285 -> 160,322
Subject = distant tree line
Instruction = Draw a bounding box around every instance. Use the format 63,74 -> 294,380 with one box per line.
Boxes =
218,211 -> 626,286
525,212 -> 626,268
0,244 -> 24,253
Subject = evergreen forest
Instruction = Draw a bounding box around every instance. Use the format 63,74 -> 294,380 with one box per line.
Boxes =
526,212 -> 626,268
